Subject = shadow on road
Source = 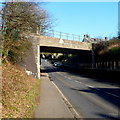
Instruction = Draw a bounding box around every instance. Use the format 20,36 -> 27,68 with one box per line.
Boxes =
41,65 -> 120,86
71,87 -> 120,109
40,66 -> 66,73
62,66 -> 120,86
95,113 -> 120,120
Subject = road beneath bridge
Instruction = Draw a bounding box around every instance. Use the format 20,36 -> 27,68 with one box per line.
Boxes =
40,46 -> 91,54
22,33 -> 92,79
41,59 -> 120,119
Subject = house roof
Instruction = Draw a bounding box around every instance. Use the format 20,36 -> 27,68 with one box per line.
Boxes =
83,37 -> 106,43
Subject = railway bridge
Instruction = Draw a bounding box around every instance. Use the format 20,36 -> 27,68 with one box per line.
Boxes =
22,32 -> 92,79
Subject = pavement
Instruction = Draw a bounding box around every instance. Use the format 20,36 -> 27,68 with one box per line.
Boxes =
34,66 -> 74,118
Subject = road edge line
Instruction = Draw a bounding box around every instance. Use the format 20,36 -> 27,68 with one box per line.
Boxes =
51,81 -> 81,119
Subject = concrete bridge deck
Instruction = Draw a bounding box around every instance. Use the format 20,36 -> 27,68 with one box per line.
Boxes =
39,35 -> 92,51
22,33 -> 92,79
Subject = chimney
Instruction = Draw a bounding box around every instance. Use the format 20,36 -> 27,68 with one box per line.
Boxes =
84,34 -> 88,39
105,37 -> 108,41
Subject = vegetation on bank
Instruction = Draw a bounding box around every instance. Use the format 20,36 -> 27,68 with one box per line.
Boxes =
1,2 -> 52,64
94,38 -> 120,62
0,2 -> 52,118
2,63 -> 40,118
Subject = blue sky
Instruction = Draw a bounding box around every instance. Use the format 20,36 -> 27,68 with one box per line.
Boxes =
43,2 -> 118,40
0,1 -> 118,40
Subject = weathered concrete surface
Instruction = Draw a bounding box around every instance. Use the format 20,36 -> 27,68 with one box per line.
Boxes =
39,36 -> 92,51
21,33 -> 41,78
22,33 -> 92,79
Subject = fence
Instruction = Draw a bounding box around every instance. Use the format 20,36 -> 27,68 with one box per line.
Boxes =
79,61 -> 120,71
43,30 -> 84,42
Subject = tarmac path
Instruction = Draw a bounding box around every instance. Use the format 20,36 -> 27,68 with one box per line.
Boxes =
41,59 -> 120,119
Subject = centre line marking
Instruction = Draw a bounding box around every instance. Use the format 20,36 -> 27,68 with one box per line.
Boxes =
106,92 -> 120,98
86,85 -> 95,88
75,80 -> 78,82
67,77 -> 72,80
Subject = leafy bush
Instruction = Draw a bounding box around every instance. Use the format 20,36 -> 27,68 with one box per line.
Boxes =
94,38 -> 120,61
109,47 -> 120,54
1,2 -> 52,64
2,37 -> 32,64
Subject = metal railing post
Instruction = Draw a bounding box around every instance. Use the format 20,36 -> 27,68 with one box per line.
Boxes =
67,33 -> 68,40
52,30 -> 54,37
44,30 -> 83,41
60,32 -> 62,39
79,35 -> 80,41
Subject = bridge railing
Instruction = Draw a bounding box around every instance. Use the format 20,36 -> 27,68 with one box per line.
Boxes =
42,30 -> 84,42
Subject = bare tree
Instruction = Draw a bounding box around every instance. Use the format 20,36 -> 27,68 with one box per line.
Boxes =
1,2 -> 52,63
2,2 -> 52,34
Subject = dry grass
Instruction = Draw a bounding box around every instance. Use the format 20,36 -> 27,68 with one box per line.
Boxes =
2,63 -> 40,118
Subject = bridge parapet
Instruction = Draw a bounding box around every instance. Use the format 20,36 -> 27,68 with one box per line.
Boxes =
43,30 -> 83,41
39,35 -> 92,51
22,33 -> 92,79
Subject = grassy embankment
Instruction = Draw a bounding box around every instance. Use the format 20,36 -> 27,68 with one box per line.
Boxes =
2,63 -> 40,118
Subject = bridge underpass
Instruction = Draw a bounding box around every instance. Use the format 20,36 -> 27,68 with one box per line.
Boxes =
22,33 -> 92,79
40,46 -> 91,54
40,45 -> 92,73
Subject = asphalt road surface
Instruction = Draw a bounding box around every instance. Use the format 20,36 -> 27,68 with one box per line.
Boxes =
41,59 -> 120,119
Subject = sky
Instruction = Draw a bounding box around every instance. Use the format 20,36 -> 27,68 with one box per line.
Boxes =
42,2 -> 118,40
0,1 -> 118,41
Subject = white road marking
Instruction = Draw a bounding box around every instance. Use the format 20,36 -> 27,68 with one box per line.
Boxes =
63,75 -> 72,80
67,77 -> 72,80
74,81 -> 120,99
86,85 -> 120,98
87,85 -> 120,99
86,85 -> 95,88
75,80 -> 81,84
75,81 -> 95,89
51,81 -> 80,118
56,67 -> 120,100
106,92 -> 120,99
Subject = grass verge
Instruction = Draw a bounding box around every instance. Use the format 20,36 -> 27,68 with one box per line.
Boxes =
2,63 -> 40,118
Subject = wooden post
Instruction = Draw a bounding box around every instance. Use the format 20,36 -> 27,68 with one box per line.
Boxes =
79,35 -> 80,41
114,61 -> 116,69
73,34 -> 74,40
107,62 -> 109,68
119,61 -> 120,69
92,43 -> 95,69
